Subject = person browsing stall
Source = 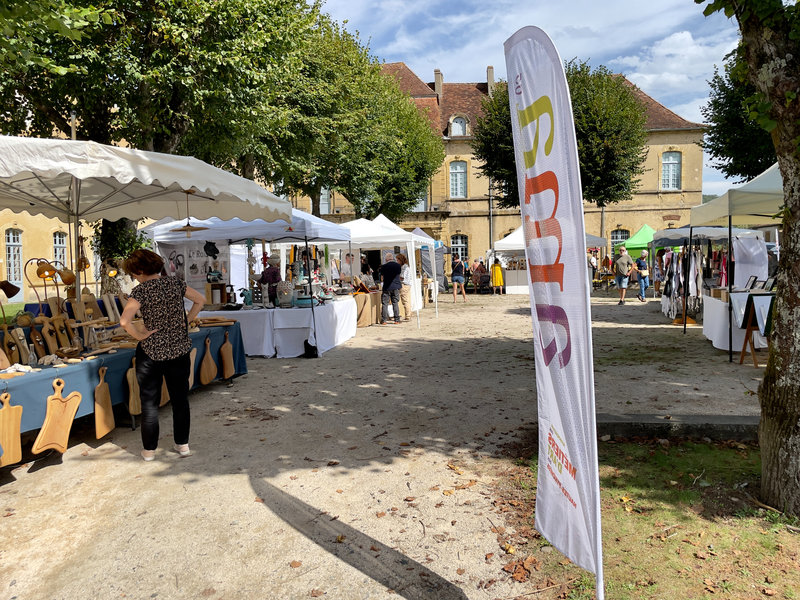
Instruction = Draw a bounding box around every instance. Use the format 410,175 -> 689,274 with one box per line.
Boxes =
379,253 -> 402,324
120,249 -> 206,462
396,253 -> 412,321
614,246 -> 634,305
451,255 -> 467,302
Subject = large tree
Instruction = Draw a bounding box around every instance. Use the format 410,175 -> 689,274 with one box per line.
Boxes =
701,49 -> 776,181
698,0 -> 800,515
472,60 -> 648,210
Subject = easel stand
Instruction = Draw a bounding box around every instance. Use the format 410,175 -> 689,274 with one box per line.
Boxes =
739,302 -> 760,367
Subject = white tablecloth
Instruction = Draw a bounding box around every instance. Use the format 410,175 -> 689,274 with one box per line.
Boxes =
199,296 -> 356,358
702,295 -> 767,351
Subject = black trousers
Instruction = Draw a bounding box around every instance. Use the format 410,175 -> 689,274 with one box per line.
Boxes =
135,345 -> 191,450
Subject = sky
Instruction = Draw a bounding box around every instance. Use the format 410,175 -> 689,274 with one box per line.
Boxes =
319,0 -> 742,197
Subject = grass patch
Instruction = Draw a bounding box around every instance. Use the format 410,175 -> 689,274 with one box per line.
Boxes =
492,438 -> 800,599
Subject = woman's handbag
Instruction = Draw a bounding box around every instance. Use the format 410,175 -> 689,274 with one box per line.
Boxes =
640,269 -> 649,278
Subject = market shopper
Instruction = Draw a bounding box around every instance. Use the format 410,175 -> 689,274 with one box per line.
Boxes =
471,258 -> 486,293
490,258 -> 504,295
379,253 -> 402,324
451,255 -> 467,302
396,253 -> 412,321
634,250 -> 650,302
258,256 -> 282,305
654,248 -> 666,295
121,249 -> 206,461
614,246 -> 634,305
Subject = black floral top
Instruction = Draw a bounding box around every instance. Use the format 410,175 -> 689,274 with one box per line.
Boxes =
130,276 -> 191,361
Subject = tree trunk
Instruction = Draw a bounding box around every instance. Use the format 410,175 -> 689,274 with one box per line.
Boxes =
737,6 -> 800,514
310,184 -> 322,217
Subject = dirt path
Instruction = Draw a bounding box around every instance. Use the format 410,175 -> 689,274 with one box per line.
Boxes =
0,292 -> 762,599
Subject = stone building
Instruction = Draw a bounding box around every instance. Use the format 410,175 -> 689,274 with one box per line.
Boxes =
293,62 -> 704,268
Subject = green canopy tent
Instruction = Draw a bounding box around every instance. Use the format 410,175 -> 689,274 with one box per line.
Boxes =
613,224 -> 655,256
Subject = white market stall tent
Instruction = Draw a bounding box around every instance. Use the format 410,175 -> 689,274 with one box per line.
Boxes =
0,135 -> 291,299
333,214 -> 435,322
143,211 -> 356,358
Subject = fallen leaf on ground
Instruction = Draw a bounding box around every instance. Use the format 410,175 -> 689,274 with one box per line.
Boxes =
310,589 -> 324,597
254,497 -> 264,503
376,512 -> 386,518
289,560 -> 302,568
447,463 -> 463,475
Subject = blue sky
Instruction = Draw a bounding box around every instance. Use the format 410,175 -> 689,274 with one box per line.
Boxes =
320,0 -> 742,197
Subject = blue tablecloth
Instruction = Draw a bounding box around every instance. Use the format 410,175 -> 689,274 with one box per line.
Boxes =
3,322 -> 246,433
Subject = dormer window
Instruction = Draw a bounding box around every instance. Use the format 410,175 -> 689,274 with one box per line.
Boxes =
450,116 -> 466,137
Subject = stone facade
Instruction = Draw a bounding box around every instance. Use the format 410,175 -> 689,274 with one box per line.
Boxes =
295,62 -> 704,270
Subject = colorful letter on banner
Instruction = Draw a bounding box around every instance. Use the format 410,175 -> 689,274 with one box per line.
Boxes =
504,26 -> 604,597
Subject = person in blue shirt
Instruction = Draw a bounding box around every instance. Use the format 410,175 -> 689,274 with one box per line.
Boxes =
634,250 -> 650,302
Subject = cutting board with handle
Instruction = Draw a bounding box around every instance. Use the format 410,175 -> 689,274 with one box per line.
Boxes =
40,319 -> 60,354
32,378 -> 83,454
29,327 -> 47,359
12,328 -> 30,364
199,337 -> 217,385
187,347 -> 197,389
94,366 -> 115,439
0,392 -> 23,467
0,345 -> 10,369
52,315 -> 71,348
220,331 -> 235,379
127,358 -> 141,416
2,324 -> 20,364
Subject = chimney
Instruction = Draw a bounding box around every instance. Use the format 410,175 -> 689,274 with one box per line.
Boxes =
434,69 -> 443,101
487,66 -> 495,97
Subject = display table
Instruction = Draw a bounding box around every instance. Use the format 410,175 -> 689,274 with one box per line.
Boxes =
199,296 -> 357,358
355,292 -> 381,327
702,294 -> 767,351
5,323 -> 247,434
504,269 -> 529,294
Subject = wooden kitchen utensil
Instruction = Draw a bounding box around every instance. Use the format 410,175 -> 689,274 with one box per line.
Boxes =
0,392 -> 23,467
199,337 -> 217,385
29,327 -> 47,359
52,315 -> 71,348
126,358 -> 141,416
220,331 -> 234,379
32,378 -> 82,454
187,347 -> 197,389
2,324 -> 20,364
40,319 -> 60,354
0,346 -> 10,369
94,366 -> 115,438
12,328 -> 30,364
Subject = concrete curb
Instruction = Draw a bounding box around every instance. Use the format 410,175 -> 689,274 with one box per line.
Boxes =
596,413 -> 759,441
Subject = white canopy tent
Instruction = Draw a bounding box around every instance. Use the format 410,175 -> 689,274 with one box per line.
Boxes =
0,135 -> 291,297
495,225 -> 606,251
331,214 -> 435,324
691,163 -> 784,227
652,226 -> 762,247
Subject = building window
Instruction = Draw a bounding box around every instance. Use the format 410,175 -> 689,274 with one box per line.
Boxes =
411,192 -> 427,212
319,187 -> 331,215
449,161 -> 467,198
5,229 -> 23,299
661,151 -> 681,190
450,234 -> 468,261
53,231 -> 67,265
451,117 -> 466,137
610,228 -> 630,247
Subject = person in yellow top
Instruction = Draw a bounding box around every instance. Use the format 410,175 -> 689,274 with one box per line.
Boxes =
490,258 -> 504,295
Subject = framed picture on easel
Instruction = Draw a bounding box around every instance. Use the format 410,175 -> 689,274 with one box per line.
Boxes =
744,275 -> 758,290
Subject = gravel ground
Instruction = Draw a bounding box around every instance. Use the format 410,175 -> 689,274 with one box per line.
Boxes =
0,292 -> 763,600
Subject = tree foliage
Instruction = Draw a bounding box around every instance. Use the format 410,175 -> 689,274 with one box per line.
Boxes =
700,48 -> 775,182
472,60 -> 648,209
698,0 -> 800,516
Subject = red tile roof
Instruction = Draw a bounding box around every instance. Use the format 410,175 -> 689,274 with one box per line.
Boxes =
431,82 -> 488,136
381,62 -> 440,131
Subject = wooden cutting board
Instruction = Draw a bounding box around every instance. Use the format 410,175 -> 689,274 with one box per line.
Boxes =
29,327 -> 47,359
12,328 -> 30,364
2,325 -> 20,364
0,392 -> 23,467
220,331 -> 235,379
32,379 -> 82,454
127,358 -> 141,416
199,337 -> 217,385
52,315 -> 71,348
0,345 -> 10,369
102,293 -> 121,322
40,319 -> 60,354
94,366 -> 115,439
187,347 -> 197,389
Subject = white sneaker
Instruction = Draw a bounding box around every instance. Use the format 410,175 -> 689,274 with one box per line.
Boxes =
173,444 -> 191,457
